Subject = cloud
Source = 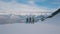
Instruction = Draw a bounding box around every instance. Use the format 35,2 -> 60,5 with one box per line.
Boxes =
0,0 -> 56,15
28,0 -> 35,5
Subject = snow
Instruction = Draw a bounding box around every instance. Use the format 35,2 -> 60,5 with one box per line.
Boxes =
0,13 -> 60,34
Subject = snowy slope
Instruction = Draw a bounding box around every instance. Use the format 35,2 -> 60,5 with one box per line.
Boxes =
0,13 -> 60,34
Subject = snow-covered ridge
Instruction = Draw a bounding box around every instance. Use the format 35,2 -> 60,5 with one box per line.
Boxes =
0,11 -> 52,16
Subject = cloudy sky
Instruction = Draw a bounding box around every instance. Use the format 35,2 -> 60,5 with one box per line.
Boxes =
0,0 -> 60,15
0,0 -> 60,8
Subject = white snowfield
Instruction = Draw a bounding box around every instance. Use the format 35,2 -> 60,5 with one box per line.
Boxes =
0,12 -> 60,34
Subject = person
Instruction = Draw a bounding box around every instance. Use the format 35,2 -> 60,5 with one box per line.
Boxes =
26,17 -> 29,23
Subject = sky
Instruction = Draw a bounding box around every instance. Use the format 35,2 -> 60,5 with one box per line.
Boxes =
0,0 -> 60,15
0,0 -> 60,8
